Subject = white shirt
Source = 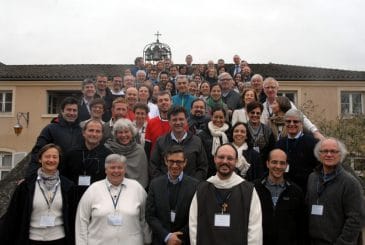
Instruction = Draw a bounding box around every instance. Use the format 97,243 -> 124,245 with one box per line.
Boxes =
76,178 -> 151,245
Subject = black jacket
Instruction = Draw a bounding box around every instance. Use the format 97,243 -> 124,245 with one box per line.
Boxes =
254,177 -> 308,245
27,116 -> 83,177
146,174 -> 198,245
0,174 -> 76,245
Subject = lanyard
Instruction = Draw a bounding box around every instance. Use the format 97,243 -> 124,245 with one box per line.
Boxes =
106,182 -> 123,210
37,180 -> 60,210
213,187 -> 232,214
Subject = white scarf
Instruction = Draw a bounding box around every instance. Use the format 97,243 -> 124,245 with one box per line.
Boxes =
232,143 -> 251,177
208,121 -> 229,156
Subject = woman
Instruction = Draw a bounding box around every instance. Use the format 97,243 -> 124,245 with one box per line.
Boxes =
199,81 -> 210,101
138,85 -> 158,118
1,144 -> 76,245
105,118 -> 148,188
231,88 -> 258,126
205,83 -> 229,118
198,107 -> 230,177
76,154 -> 151,245
231,122 -> 262,181
267,96 -> 292,140
188,80 -> 199,97
205,68 -> 218,85
246,101 -> 276,175
165,80 -> 176,96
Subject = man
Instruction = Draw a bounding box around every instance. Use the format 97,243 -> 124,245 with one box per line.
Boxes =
250,74 -> 266,103
185,54 -> 194,75
61,120 -> 112,201
254,149 -> 307,245
144,91 -> 173,156
146,145 -> 199,245
169,65 -> 179,85
79,78 -> 97,121
189,144 -> 262,245
27,97 -> 83,176
110,75 -> 124,97
95,74 -> 113,121
172,75 -> 196,115
188,98 -> 210,135
158,71 -> 170,90
307,138 -> 365,244
135,70 -> 147,88
218,72 -> 242,111
131,56 -> 145,76
123,74 -> 136,90
125,87 -> 138,121
150,106 -> 208,181
229,54 -> 241,77
148,68 -> 159,85
79,98 -> 105,128
102,97 -> 128,141
261,77 -> 324,140
275,109 -> 318,193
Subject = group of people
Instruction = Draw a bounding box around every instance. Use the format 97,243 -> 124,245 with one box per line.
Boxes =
0,54 -> 364,245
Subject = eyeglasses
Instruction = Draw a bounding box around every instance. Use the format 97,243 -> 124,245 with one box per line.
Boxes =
319,150 -> 340,155
166,160 -> 185,165
285,120 -> 301,124
264,86 -> 277,90
249,111 -> 261,115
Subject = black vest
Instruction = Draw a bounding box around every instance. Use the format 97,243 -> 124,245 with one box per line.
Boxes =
196,181 -> 254,245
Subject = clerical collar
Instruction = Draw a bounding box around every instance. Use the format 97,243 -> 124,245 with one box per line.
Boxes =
167,172 -> 184,185
288,131 -> 303,139
171,132 -> 187,143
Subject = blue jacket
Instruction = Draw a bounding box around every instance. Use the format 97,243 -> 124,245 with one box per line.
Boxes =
172,93 -> 196,115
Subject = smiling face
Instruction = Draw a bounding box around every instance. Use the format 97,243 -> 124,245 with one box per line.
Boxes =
267,149 -> 287,183
214,145 -> 237,179
191,100 -> 205,117
82,83 -> 96,99
169,112 -> 187,135
210,85 -> 222,101
157,94 -> 172,114
200,83 -> 210,96
39,147 -> 60,175
176,77 -> 188,94
112,102 -> 128,120
243,90 -> 256,106
61,104 -> 78,122
83,121 -> 103,148
248,107 -> 262,126
165,152 -> 187,180
135,108 -> 147,125
319,139 -> 341,172
90,103 -> 104,120
212,110 -> 225,128
271,99 -> 280,114
138,86 -> 150,102
105,161 -> 126,186
263,79 -> 279,100
116,128 -> 133,145
285,115 -> 302,137
233,124 -> 247,146
126,87 -> 138,107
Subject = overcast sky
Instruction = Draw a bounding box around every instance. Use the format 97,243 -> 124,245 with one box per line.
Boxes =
1,0 -> 364,71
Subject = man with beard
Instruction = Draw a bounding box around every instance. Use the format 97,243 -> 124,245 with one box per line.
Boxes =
61,120 -> 112,202
189,144 -> 262,245
188,98 -> 210,135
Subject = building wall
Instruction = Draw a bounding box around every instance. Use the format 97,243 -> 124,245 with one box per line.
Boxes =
0,80 -> 80,154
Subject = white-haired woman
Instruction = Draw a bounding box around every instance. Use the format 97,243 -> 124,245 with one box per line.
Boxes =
105,118 -> 149,188
76,154 -> 151,245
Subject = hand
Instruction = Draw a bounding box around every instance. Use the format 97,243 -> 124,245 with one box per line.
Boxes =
313,131 -> 325,141
167,231 -> 183,245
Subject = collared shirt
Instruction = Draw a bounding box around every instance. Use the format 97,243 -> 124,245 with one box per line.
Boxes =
167,172 -> 184,185
105,178 -> 125,198
263,177 -> 287,207
288,131 -> 303,139
170,132 -> 187,143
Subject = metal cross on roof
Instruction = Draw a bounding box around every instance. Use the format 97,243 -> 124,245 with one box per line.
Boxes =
154,31 -> 162,42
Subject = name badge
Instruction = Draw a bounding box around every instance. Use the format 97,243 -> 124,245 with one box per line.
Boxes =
107,214 -> 123,226
40,215 -> 56,227
214,214 -> 230,227
311,205 -> 324,215
253,146 -> 260,153
170,211 -> 176,223
285,164 -> 290,173
78,175 -> 91,186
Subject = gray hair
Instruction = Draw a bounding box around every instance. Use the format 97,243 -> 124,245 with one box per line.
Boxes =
313,137 -> 348,162
105,154 -> 127,166
176,75 -> 188,82
112,118 -> 137,137
136,70 -> 147,77
218,72 -> 232,81
263,77 -> 278,87
250,74 -> 263,83
284,109 -> 304,122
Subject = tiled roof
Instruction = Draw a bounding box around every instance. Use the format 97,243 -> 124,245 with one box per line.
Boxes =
0,63 -> 365,81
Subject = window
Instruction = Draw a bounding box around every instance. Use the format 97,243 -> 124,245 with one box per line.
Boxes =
0,152 -> 12,180
278,91 -> 297,104
341,92 -> 364,115
0,90 -> 12,113
47,90 -> 81,114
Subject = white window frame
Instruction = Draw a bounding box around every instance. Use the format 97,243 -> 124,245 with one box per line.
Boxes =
0,90 -> 13,114
0,151 -> 13,180
340,91 -> 364,115
278,90 -> 297,104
